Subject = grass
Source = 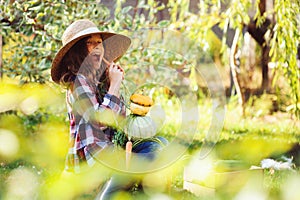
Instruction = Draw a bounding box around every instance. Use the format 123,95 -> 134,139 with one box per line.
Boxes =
0,85 -> 299,199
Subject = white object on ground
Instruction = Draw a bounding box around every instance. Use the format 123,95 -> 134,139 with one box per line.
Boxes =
260,157 -> 294,170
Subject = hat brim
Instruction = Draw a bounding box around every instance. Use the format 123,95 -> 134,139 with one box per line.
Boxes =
51,31 -> 131,84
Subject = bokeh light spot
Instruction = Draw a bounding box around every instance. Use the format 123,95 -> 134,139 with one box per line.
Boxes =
0,129 -> 20,159
5,167 -> 39,199
19,97 -> 39,115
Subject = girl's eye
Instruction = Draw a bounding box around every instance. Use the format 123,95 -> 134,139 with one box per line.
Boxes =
86,41 -> 102,45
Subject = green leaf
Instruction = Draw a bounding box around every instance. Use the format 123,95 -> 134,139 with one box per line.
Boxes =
158,20 -> 170,28
121,6 -> 132,14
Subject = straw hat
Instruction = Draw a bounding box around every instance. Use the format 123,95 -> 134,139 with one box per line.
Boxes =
51,19 -> 131,83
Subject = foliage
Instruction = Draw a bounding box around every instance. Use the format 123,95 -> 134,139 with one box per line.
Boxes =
0,77 -> 300,199
269,0 -> 300,118
0,0 -> 110,83
112,129 -> 127,147
185,0 -> 300,118
1,0 -> 299,116
1,0 -> 300,199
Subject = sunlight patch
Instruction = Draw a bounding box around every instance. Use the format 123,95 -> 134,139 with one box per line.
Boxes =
19,97 -> 39,115
5,167 -> 39,200
0,129 -> 19,159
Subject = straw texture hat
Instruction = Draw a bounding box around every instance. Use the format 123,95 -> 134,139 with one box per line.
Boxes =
51,19 -> 131,83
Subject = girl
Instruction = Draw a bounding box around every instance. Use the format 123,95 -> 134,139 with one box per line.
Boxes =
51,19 -> 166,199
51,19 -> 131,173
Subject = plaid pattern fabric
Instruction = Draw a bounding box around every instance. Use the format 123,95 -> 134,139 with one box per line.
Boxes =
65,74 -> 125,173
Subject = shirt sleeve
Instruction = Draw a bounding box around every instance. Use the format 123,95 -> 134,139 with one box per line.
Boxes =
72,74 -> 125,125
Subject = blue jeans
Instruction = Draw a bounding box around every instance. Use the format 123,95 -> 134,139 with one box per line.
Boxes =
96,136 -> 168,200
132,136 -> 168,160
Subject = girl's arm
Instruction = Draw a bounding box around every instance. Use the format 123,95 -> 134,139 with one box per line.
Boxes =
72,74 -> 125,126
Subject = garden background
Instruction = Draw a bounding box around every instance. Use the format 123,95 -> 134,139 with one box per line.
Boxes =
0,0 -> 299,199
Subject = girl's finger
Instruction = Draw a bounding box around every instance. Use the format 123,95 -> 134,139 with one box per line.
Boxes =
117,65 -> 124,73
109,62 -> 115,71
102,57 -> 111,66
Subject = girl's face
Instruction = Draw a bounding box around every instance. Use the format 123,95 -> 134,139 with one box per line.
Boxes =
86,34 -> 104,70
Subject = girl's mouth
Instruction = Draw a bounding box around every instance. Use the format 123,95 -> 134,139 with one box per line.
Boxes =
94,54 -> 100,61
91,53 -> 101,62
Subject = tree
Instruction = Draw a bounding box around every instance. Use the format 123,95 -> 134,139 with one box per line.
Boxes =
1,0 -> 299,118
0,0 -> 110,83
182,0 -> 300,118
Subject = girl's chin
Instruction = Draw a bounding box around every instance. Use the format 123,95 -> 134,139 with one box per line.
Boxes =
92,59 -> 103,69
93,63 -> 102,70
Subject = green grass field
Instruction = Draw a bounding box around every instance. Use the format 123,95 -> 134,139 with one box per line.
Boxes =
0,81 -> 299,200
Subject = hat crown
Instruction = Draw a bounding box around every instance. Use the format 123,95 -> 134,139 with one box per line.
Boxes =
62,19 -> 97,45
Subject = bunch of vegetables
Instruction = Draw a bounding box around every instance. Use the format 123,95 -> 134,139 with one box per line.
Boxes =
126,94 -> 157,139
124,93 -> 158,168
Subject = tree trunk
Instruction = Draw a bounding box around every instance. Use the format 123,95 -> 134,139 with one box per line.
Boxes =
246,0 -> 273,91
156,0 -> 169,21
259,0 -> 269,91
261,45 -> 270,90
244,33 -> 256,85
230,29 -> 245,115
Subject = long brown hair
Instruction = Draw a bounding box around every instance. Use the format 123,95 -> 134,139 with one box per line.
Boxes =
60,36 -> 109,102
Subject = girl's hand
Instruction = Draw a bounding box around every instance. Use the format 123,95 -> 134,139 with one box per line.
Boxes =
107,62 -> 124,97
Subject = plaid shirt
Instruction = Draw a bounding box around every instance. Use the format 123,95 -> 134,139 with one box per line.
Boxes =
65,74 -> 125,173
